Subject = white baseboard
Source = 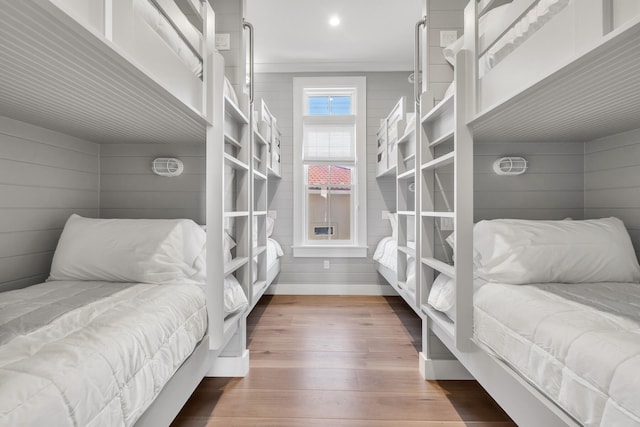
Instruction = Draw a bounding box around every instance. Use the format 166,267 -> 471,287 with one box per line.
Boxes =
207,349 -> 250,377
266,283 -> 397,296
419,352 -> 474,380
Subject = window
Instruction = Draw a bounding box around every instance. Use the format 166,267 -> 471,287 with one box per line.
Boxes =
293,77 -> 367,257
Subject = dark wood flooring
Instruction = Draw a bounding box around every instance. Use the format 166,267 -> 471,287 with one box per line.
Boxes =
171,295 -> 515,426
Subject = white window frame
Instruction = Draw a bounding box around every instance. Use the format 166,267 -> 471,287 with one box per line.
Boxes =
292,76 -> 367,258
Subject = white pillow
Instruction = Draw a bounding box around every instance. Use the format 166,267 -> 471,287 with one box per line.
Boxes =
224,274 -> 248,315
428,273 -> 456,318
474,217 -> 640,284
266,216 -> 275,237
223,76 -> 239,106
49,214 -> 206,285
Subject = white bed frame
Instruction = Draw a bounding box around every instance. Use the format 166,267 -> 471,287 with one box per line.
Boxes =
415,0 -> 640,425
0,1 -> 256,426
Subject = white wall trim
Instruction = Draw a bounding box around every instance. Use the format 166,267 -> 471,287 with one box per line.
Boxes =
419,352 -> 474,380
266,283 -> 397,296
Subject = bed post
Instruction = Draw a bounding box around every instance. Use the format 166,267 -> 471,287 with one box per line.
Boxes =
453,1 -> 477,353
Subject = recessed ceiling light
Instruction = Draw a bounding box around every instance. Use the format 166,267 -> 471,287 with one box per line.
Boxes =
329,15 -> 340,27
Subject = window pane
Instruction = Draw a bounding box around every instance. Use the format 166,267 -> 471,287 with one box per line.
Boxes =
306,165 -> 352,241
330,96 -> 351,115
303,124 -> 355,161
308,96 -> 329,115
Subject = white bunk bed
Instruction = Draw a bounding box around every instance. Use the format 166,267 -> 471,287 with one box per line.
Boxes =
416,0 -> 640,426
0,0 -> 255,425
375,97 -> 420,314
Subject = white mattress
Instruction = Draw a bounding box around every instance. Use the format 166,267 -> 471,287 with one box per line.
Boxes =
0,280 -> 207,427
475,281 -> 640,426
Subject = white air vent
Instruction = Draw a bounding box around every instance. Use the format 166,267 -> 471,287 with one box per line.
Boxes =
493,157 -> 527,176
152,158 -> 184,177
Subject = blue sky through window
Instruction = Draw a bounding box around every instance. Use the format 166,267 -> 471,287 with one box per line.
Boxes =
308,95 -> 351,115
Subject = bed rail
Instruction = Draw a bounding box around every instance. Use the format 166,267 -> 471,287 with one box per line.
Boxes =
51,0 -> 216,120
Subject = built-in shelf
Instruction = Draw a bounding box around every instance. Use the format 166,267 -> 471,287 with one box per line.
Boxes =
224,211 -> 249,218
224,96 -> 249,124
421,151 -> 455,170
254,170 -> 267,180
224,256 -> 249,275
224,132 -> 242,149
224,153 -> 249,170
254,210 -> 267,216
421,303 -> 455,337
253,245 -> 267,256
376,165 -> 396,178
421,257 -> 455,278
397,210 -> 416,216
421,211 -> 455,218
403,152 -> 416,163
397,127 -> 416,144
398,245 -> 416,257
429,130 -> 455,148
254,130 -> 267,145
421,93 -> 454,124
397,168 -> 415,180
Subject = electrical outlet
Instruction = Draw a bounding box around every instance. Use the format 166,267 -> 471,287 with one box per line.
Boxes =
439,30 -> 458,48
323,260 -> 330,269
440,217 -> 454,231
215,33 -> 231,51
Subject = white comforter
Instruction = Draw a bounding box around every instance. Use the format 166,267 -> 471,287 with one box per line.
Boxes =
0,281 -> 207,427
475,282 -> 640,426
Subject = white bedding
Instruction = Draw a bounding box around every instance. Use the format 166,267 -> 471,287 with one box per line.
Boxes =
0,280 -> 207,427
267,237 -> 283,269
475,282 -> 640,426
443,0 -> 570,94
134,0 -> 203,78
373,237 -> 416,292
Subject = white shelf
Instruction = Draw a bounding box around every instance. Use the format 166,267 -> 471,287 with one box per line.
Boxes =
224,132 -> 242,149
398,245 -> 416,257
254,170 -> 267,180
376,165 -> 396,178
421,211 -> 455,218
421,93 -> 454,125
403,152 -> 416,163
254,130 -> 268,145
254,245 -> 267,256
224,153 -> 249,170
397,168 -> 415,180
254,210 -> 267,216
224,211 -> 249,218
397,210 -> 415,216
421,257 -> 454,278
225,96 -> 249,124
421,151 -> 455,171
429,130 -> 454,148
224,257 -> 249,275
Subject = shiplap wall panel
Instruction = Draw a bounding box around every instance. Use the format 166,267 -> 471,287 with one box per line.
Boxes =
427,0 -> 465,102
0,117 -> 99,291
100,143 -> 206,224
585,128 -> 640,258
255,72 -> 413,288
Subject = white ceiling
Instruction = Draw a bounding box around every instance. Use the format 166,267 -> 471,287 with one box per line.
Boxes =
245,0 -> 424,73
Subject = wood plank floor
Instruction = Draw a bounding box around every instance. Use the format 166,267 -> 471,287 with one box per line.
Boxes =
171,295 -> 515,426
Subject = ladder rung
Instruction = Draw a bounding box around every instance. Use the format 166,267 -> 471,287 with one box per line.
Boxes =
421,211 -> 454,218
421,257 -> 454,278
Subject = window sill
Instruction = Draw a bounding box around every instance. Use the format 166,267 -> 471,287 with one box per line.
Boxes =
292,245 -> 368,258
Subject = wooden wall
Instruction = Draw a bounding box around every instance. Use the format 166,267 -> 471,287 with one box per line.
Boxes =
0,117 -> 100,291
